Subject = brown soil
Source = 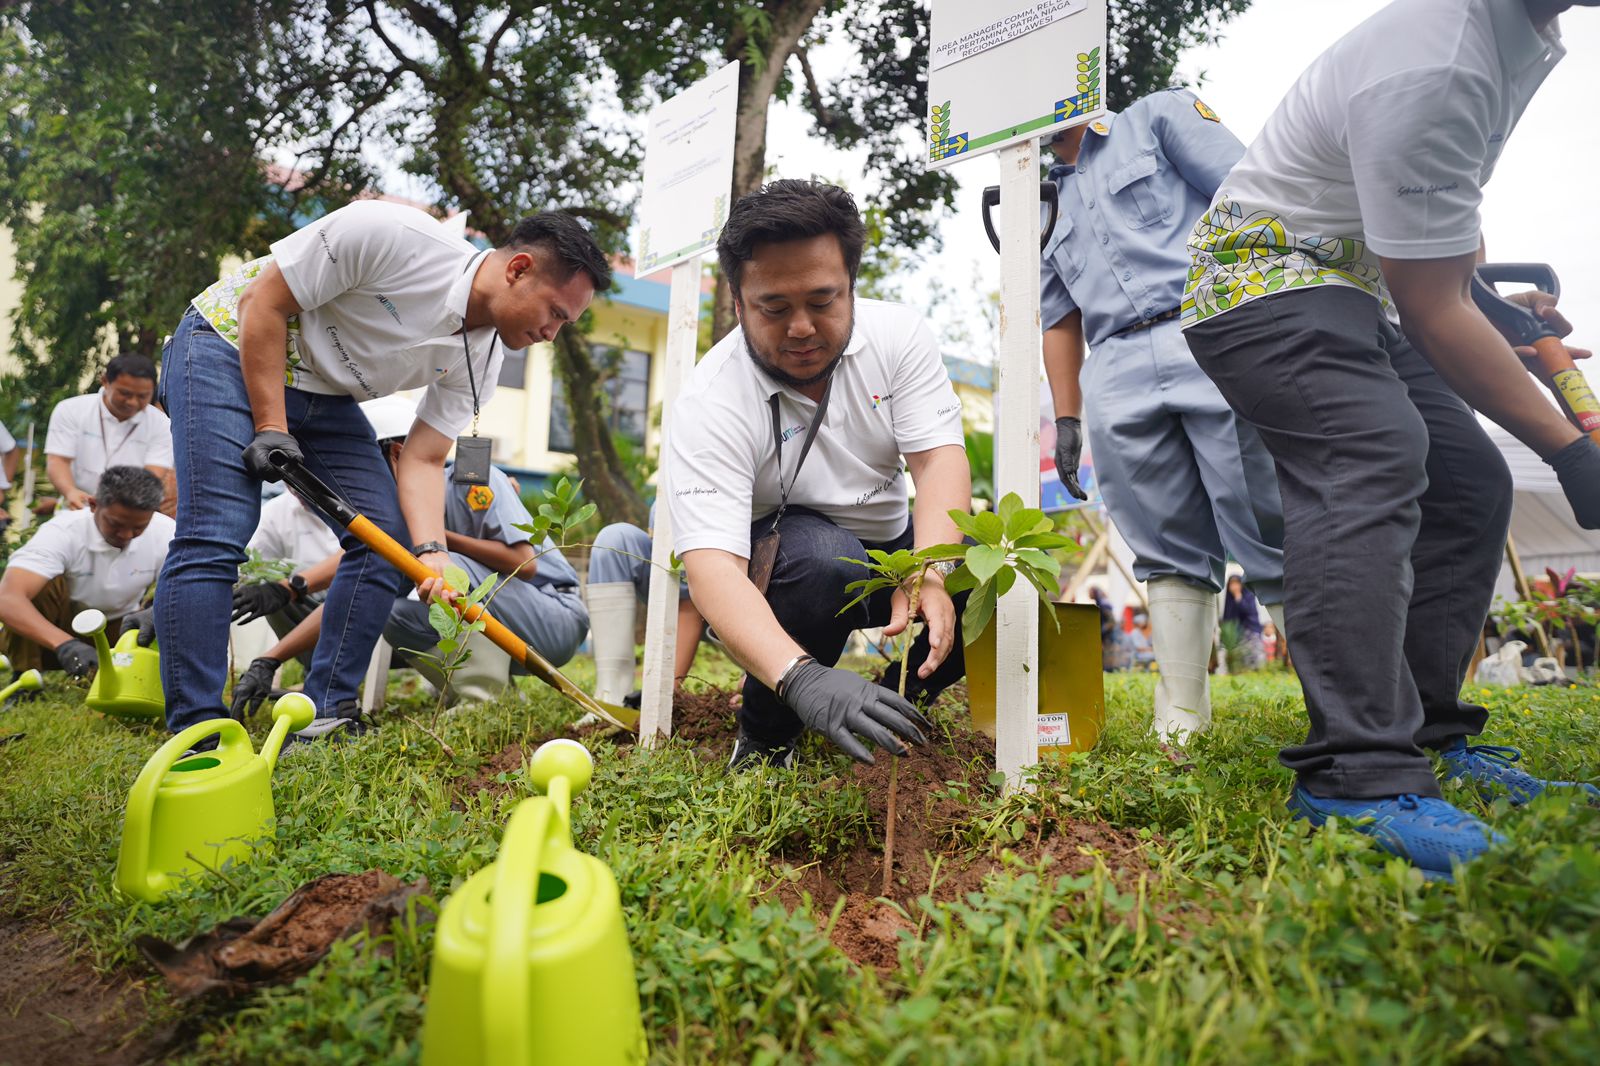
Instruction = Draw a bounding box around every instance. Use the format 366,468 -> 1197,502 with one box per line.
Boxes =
0,914 -> 169,1066
136,870 -> 427,998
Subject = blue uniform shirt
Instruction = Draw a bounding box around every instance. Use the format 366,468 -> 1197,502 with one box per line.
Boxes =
1040,88 -> 1243,347
444,464 -> 579,590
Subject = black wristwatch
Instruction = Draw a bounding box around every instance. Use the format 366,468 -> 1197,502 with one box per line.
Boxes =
287,573 -> 309,601
412,540 -> 449,558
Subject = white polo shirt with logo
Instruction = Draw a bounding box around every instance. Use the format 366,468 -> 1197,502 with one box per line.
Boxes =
666,299 -> 965,558
247,491 -> 342,569
45,391 -> 175,496
1183,0 -> 1564,327
7,507 -> 175,618
191,200 -> 503,439
0,420 -> 15,491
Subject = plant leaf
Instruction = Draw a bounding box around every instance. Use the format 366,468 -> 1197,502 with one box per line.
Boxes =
962,580 -> 999,644
1016,548 -> 1061,578
443,564 -> 471,592
965,544 -> 1006,584
973,510 -> 1004,544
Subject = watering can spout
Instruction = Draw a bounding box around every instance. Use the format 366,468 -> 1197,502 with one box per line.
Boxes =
71,609 -> 119,696
262,693 -> 316,770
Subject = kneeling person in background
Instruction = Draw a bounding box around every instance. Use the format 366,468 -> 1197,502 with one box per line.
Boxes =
0,466 -> 171,675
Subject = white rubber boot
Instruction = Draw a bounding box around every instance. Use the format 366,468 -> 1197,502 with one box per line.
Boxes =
1148,577 -> 1215,743
585,581 -> 638,705
446,629 -> 512,704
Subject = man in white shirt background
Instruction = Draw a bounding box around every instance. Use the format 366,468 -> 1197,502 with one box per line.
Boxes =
0,465 -> 171,676
1182,0 -> 1600,879
0,419 -> 20,532
44,354 -> 175,516
156,201 -> 609,745
666,180 -> 971,769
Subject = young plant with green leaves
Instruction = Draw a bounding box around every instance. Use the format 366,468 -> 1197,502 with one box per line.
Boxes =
237,546 -> 295,587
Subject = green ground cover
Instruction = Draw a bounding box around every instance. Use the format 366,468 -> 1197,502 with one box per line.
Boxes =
2,664 -> 1599,1064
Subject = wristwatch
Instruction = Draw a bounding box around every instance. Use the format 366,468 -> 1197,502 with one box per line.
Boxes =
412,540 -> 449,558
287,573 -> 309,601
928,560 -> 958,580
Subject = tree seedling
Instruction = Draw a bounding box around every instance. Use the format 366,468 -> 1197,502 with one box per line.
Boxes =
839,492 -> 1075,896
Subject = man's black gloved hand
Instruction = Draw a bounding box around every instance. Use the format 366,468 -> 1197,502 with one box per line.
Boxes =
780,659 -> 932,765
242,430 -> 303,483
232,581 -> 293,625
229,656 -> 282,720
1548,437 -> 1600,530
54,638 -> 98,679
1053,416 -> 1088,501
122,606 -> 157,647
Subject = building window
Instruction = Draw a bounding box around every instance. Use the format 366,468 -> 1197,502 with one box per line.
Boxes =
547,344 -> 651,454
497,346 -> 527,390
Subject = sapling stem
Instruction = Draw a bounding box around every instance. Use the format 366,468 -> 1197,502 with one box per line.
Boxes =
883,567 -> 925,900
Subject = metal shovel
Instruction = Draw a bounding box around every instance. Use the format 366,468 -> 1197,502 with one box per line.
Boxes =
267,450 -> 639,732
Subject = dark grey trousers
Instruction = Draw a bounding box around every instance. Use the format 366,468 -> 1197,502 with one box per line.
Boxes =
1184,287 -> 1512,798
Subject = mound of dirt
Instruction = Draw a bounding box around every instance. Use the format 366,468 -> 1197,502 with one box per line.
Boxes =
136,870 -> 427,998
0,914 -> 167,1065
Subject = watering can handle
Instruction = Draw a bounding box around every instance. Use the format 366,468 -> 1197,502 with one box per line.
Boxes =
482,796 -> 555,1066
117,719 -> 251,899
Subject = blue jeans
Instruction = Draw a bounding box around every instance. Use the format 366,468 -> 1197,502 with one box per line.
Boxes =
738,507 -> 967,745
157,307 -> 408,731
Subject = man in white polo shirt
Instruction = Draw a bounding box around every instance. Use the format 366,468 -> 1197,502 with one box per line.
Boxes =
1182,0 -> 1600,879
45,354 -> 174,513
667,180 -> 971,768
156,200 -> 609,743
0,419 -> 20,531
0,466 -> 171,675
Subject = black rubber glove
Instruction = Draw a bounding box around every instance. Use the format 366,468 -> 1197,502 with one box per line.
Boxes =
229,656 -> 281,720
122,606 -> 157,647
242,430 -> 303,483
54,638 -> 98,679
1548,437 -> 1600,530
232,581 -> 293,624
780,660 -> 932,765
1053,416 -> 1088,501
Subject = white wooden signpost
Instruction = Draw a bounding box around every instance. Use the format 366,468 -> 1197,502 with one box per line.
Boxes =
928,0 -> 1107,788
633,60 -> 739,746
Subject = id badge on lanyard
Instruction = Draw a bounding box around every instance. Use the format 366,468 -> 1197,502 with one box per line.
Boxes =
451,321 -> 497,486
750,378 -> 833,596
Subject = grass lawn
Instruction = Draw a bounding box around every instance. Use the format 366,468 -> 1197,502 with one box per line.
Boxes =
3,661 -> 1600,1065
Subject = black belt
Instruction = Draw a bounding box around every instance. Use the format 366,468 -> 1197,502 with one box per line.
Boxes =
1110,307 -> 1181,339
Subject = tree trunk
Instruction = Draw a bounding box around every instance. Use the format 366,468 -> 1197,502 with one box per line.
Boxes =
710,0 -> 830,343
549,328 -> 648,529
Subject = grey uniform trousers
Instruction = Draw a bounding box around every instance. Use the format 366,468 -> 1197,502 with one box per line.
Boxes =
1086,317 -> 1285,600
1184,286 -> 1512,798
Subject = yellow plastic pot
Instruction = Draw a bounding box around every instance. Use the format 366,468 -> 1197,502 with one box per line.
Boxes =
965,600 -> 1105,758
115,693 -> 315,902
73,608 -> 165,720
421,739 -> 647,1066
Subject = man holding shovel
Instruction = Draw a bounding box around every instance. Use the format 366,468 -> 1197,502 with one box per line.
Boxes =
1182,0 -> 1600,879
1038,88 -> 1287,744
665,179 -> 970,769
157,201 -> 608,744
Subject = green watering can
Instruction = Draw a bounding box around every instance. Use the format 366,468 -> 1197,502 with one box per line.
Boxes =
72,608 -> 164,720
0,654 -> 45,705
421,739 -> 647,1066
115,692 -> 315,902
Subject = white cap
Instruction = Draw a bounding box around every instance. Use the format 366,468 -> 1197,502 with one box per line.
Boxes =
360,396 -> 419,442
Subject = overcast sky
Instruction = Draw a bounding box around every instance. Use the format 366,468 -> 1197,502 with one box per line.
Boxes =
764,1 -> 1600,361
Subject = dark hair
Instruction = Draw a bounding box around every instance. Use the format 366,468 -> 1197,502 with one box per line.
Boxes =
505,212 -> 611,292
717,180 -> 866,300
96,465 -> 163,511
104,354 -> 158,384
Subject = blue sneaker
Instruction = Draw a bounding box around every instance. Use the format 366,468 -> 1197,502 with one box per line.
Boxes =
1436,739 -> 1600,806
1288,788 -> 1504,880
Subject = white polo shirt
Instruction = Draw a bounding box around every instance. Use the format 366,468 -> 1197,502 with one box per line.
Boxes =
44,392 -> 174,496
1183,0 -> 1564,327
191,200 -> 503,439
7,507 -> 174,618
666,299 -> 965,558
247,491 -> 341,569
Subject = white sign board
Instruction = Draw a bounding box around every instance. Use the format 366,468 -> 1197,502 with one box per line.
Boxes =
634,61 -> 739,276
927,0 -> 1107,171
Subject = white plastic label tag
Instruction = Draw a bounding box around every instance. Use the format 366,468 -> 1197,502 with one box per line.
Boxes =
1037,713 -> 1071,747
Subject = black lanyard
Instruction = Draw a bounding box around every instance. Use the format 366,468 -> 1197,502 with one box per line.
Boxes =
458,327 -> 498,437
767,376 -> 833,530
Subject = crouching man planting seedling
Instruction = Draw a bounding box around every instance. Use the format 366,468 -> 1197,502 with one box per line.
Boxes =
664,179 -> 972,769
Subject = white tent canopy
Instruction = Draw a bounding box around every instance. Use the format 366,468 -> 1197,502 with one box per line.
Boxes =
1486,420 -> 1600,600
